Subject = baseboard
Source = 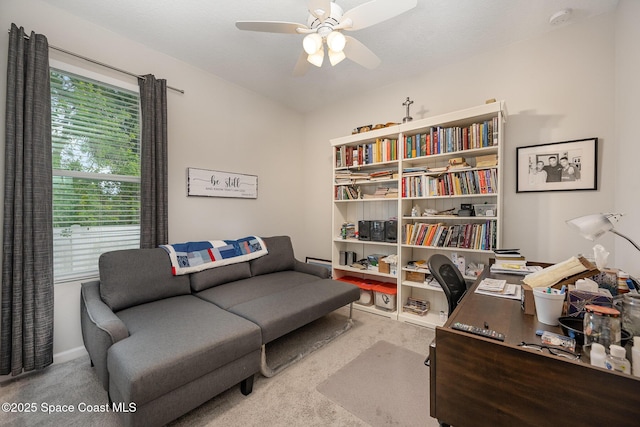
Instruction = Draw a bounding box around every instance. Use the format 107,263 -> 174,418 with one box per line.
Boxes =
53,346 -> 88,365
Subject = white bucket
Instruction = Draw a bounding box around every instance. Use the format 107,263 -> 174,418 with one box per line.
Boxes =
533,288 -> 565,326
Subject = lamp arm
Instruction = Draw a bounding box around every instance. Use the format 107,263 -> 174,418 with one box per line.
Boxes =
611,230 -> 640,253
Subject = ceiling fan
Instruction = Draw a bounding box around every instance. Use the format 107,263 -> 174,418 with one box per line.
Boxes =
236,0 -> 418,76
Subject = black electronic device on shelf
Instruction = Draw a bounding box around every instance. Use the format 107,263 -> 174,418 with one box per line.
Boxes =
358,220 -> 371,240
385,220 -> 397,243
371,220 -> 386,242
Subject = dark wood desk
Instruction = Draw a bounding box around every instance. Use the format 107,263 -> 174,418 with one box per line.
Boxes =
430,267 -> 640,427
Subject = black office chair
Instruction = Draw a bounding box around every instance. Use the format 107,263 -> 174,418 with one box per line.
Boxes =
424,254 -> 469,368
428,254 -> 468,316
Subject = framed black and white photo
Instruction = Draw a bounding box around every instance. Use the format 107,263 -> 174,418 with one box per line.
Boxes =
516,138 -> 597,193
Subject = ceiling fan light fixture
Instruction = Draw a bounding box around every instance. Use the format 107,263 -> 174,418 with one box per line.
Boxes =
326,31 -> 346,52
307,46 -> 324,67
328,48 -> 346,66
303,33 -> 323,55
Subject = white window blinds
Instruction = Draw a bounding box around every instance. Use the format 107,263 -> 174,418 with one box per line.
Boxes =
51,68 -> 141,282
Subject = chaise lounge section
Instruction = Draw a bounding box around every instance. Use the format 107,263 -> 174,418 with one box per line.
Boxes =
80,236 -> 359,427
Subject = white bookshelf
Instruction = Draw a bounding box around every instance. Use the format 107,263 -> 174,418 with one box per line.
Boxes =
331,101 -> 506,328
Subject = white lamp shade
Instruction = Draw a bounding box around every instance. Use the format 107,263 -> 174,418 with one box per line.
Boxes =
303,33 -> 323,55
328,48 -> 346,66
566,213 -> 620,240
307,46 -> 324,67
326,31 -> 346,52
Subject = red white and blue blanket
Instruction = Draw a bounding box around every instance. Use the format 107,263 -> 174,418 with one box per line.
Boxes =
160,236 -> 268,275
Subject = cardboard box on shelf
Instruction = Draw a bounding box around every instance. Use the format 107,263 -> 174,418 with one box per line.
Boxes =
406,271 -> 426,283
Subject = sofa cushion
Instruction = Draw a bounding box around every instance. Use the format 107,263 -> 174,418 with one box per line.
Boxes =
249,236 -> 296,276
196,271 -> 321,310
189,262 -> 252,292
226,279 -> 361,344
108,295 -> 261,406
99,248 -> 191,312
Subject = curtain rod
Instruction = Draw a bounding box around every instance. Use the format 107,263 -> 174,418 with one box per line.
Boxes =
15,32 -> 185,94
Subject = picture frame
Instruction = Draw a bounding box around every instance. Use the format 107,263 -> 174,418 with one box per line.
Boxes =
305,257 -> 332,277
516,138 -> 597,193
187,167 -> 258,199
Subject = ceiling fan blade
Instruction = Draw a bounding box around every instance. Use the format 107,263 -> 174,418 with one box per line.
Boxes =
341,0 -> 417,31
343,36 -> 381,69
308,0 -> 332,23
293,50 -> 311,77
235,21 -> 308,34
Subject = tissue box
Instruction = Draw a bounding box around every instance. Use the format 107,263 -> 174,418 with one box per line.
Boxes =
567,285 -> 613,317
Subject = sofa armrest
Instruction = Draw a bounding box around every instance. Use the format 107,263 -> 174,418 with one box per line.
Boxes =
80,280 -> 129,390
293,259 -> 331,279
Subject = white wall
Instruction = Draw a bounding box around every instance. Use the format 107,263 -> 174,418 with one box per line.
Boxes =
301,10 -> 620,267
0,0 -> 303,361
614,0 -> 640,276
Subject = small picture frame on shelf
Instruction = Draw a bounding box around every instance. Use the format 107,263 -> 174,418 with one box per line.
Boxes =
516,138 -> 597,193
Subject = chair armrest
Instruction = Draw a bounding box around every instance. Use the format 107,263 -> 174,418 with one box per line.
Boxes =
80,280 -> 129,390
293,259 -> 331,279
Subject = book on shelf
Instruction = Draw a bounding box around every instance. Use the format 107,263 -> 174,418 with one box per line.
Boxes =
335,169 -> 398,185
362,186 -> 398,199
402,118 -> 500,159
402,220 -> 497,250
400,168 -> 498,197
335,185 -> 360,200
335,138 -> 398,168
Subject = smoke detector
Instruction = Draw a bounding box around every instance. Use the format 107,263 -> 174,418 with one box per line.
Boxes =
549,8 -> 572,25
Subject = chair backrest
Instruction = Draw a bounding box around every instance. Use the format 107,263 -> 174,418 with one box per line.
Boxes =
428,254 -> 467,315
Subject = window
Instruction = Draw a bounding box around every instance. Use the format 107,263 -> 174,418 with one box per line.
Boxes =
51,67 -> 141,282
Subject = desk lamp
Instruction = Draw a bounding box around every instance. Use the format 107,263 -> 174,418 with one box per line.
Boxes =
566,213 -> 640,252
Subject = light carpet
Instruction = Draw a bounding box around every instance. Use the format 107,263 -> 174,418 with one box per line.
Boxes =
1,307 -> 438,426
317,340 -> 437,427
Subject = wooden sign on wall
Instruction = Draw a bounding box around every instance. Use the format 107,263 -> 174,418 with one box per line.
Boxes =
187,167 -> 258,199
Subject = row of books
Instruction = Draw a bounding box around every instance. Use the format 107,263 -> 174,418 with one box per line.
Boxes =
402,221 -> 497,251
334,185 -> 398,200
403,118 -> 499,159
335,138 -> 398,168
402,168 -> 498,197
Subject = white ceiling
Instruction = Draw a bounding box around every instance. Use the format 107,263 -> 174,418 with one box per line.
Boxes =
42,0 -> 618,113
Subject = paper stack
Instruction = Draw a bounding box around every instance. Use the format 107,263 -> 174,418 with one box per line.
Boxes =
475,277 -> 521,300
490,249 -> 542,275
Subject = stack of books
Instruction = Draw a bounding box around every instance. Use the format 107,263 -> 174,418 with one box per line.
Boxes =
490,249 -> 542,275
363,186 -> 398,199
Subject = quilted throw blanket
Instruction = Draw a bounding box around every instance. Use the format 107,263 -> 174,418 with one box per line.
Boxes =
160,236 -> 268,275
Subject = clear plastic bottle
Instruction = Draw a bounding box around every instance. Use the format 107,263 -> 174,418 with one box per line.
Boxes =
605,344 -> 631,375
589,343 -> 606,368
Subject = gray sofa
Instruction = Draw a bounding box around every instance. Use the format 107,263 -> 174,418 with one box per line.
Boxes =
80,236 -> 359,427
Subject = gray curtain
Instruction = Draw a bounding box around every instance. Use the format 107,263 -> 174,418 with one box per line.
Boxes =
138,74 -> 168,248
1,24 -> 54,376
